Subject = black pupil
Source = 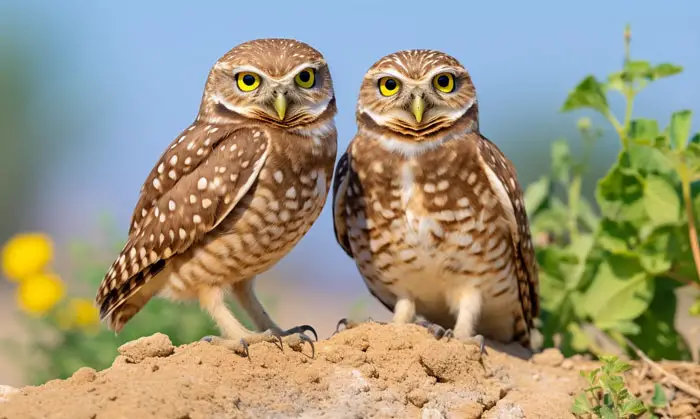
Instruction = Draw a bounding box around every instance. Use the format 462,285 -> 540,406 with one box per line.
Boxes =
437,75 -> 450,88
242,74 -> 256,86
385,79 -> 397,90
299,71 -> 311,82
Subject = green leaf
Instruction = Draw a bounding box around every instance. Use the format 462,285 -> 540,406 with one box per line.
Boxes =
669,110 -> 693,151
524,176 -> 551,215
584,255 -> 654,328
596,154 -> 648,223
571,393 -> 592,414
643,174 -> 681,228
622,60 -> 652,81
606,71 -> 625,92
685,139 -> 700,174
626,142 -> 675,175
577,198 -> 600,231
561,75 -> 609,115
598,219 -> 637,255
530,198 -> 570,239
551,139 -> 572,184
621,398 -> 647,415
689,297 -> 700,316
599,406 -> 617,419
630,278 -> 690,360
651,383 -> 668,407
651,63 -> 683,80
637,226 -> 680,275
629,118 -> 659,142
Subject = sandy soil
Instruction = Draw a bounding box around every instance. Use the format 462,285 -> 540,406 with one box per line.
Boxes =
0,323 -> 698,419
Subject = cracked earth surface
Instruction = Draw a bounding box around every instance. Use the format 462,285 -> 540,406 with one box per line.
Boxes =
0,322 -> 697,418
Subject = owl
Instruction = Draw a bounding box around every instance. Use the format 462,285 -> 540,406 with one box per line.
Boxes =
332,49 -> 539,354
95,38 -> 338,357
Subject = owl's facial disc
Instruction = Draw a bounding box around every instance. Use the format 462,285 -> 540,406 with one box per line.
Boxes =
212,61 -> 332,127
358,64 -> 476,138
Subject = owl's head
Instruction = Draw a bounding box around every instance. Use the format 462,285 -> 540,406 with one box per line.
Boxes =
200,38 -> 335,129
357,49 -> 477,139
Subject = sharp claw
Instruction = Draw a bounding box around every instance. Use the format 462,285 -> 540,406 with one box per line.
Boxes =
240,338 -> 250,358
296,333 -> 315,359
284,324 -> 318,342
334,318 -> 349,334
301,325 -> 318,342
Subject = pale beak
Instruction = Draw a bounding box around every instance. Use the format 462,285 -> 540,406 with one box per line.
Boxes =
274,93 -> 287,120
412,95 -> 425,124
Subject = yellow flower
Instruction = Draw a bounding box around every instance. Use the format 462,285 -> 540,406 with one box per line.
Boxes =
68,298 -> 100,328
15,273 -> 65,316
2,233 -> 54,282
55,298 -> 101,333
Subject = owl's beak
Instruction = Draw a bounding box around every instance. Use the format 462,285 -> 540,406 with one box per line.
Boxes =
274,93 -> 287,121
412,95 -> 425,124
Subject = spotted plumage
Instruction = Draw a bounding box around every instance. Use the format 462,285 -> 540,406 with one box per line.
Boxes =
332,49 -> 539,350
96,38 -> 337,355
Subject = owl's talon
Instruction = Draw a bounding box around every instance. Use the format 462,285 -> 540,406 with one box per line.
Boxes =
415,320 -> 449,339
288,332 -> 315,358
467,334 -> 487,356
334,318 -> 352,334
333,317 -> 385,335
282,324 -> 318,342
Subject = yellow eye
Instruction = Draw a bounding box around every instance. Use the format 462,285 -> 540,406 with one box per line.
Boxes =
378,77 -> 401,97
295,68 -> 316,88
432,73 -> 455,93
236,72 -> 261,92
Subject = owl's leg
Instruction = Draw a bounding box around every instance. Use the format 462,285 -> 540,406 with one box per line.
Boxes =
231,279 -> 316,357
198,286 -> 286,357
334,298 -> 414,334
446,290 -> 487,355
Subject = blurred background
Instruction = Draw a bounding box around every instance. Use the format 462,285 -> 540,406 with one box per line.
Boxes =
0,0 -> 698,386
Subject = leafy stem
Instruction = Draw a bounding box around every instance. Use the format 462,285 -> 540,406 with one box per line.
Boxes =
679,163 -> 700,289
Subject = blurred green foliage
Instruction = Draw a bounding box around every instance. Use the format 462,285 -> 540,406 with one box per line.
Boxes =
2,217 -> 257,385
571,356 -> 667,418
528,25 -> 700,360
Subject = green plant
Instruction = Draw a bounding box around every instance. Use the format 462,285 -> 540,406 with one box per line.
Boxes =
526,24 -> 700,360
1,217 -> 259,385
571,356 -> 667,418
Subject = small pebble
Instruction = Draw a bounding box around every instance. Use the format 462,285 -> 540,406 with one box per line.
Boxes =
118,333 -> 174,363
407,388 -> 429,408
531,348 -> 564,367
70,367 -> 97,384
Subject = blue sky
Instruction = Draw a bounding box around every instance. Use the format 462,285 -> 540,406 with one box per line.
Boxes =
1,0 -> 698,291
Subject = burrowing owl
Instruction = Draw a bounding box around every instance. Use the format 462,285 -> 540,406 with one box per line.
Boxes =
332,49 -> 539,352
96,38 -> 338,357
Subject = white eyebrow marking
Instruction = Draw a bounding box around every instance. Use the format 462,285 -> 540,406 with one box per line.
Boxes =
227,62 -> 323,82
367,66 -> 461,84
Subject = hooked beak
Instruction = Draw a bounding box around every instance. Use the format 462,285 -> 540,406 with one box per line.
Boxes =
412,95 -> 425,124
274,93 -> 287,120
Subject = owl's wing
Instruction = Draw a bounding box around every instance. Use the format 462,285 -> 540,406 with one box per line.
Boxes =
332,149 -> 353,257
96,126 -> 270,326
476,135 -> 540,340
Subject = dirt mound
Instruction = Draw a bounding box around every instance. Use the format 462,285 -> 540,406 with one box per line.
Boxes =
0,323 -> 696,418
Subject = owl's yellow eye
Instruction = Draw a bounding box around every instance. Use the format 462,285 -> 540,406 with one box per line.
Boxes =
295,68 -> 316,88
432,73 -> 455,93
378,77 -> 401,97
236,72 -> 261,92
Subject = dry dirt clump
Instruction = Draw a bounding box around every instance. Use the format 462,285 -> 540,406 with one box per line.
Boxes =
0,323 -> 628,418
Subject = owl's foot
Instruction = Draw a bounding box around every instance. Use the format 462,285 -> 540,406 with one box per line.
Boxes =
201,324 -> 316,358
333,317 -> 386,335
415,320 -> 487,356
415,320 -> 451,339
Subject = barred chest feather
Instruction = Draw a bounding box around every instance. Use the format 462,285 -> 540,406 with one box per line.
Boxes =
344,136 -> 517,312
